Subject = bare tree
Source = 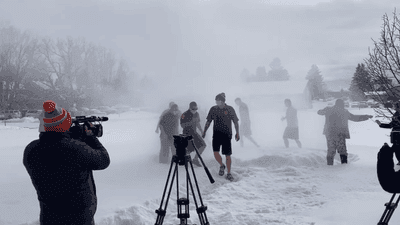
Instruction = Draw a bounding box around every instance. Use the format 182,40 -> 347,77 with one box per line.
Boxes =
38,36 -> 86,90
0,26 -> 38,109
365,9 -> 400,119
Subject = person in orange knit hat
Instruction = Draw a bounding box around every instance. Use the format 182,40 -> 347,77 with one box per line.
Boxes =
24,100 -> 110,225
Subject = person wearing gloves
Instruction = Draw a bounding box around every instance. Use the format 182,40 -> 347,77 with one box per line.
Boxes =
23,100 -> 110,225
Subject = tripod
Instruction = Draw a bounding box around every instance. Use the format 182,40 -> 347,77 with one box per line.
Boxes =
155,134 -> 215,225
378,193 -> 400,224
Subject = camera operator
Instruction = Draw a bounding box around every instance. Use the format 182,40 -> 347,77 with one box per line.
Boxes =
23,100 -> 110,225
376,102 -> 400,165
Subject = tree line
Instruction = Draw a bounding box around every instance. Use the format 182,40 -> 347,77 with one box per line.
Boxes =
0,24 -> 141,111
239,9 -> 400,107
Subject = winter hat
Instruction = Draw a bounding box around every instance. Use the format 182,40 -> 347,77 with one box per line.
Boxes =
169,101 -> 176,108
189,101 -> 198,109
335,99 -> 345,108
42,100 -> 72,132
170,103 -> 178,111
215,93 -> 226,102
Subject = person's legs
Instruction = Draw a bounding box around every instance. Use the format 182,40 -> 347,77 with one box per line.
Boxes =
212,138 -> 224,166
246,135 -> 260,147
283,137 -> 289,148
159,133 -> 169,163
226,155 -> 231,173
283,127 -> 290,148
326,136 -> 336,165
222,138 -> 233,174
337,136 -> 348,164
295,139 -> 302,148
213,151 -> 223,165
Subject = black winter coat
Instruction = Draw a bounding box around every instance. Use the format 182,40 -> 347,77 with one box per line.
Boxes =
377,143 -> 400,193
23,132 -> 110,225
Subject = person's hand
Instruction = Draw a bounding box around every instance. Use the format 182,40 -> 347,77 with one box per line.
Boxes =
235,133 -> 240,142
202,131 -> 206,138
84,122 -> 94,136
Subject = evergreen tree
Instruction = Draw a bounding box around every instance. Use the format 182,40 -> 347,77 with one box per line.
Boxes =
255,66 -> 267,82
266,57 -> 289,81
349,63 -> 372,101
306,64 -> 325,100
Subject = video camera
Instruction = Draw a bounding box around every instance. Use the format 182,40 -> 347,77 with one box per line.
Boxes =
70,116 -> 108,138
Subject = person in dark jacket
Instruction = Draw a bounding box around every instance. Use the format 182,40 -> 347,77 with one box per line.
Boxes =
376,102 -> 400,164
23,100 -> 110,225
377,143 -> 400,193
317,98 -> 373,165
159,103 -> 180,163
180,101 -> 206,167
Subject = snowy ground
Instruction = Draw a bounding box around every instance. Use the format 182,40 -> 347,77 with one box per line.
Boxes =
0,102 -> 398,225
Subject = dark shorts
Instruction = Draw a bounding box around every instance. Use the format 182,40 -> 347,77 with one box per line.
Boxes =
186,132 -> 207,153
283,127 -> 299,139
212,136 -> 232,156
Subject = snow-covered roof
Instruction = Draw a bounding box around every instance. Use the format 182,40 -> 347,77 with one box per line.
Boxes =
231,80 -> 309,96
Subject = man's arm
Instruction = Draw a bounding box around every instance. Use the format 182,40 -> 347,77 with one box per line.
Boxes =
348,112 -> 372,122
202,120 -> 212,138
317,107 -> 328,115
233,120 -> 240,141
74,137 -> 110,170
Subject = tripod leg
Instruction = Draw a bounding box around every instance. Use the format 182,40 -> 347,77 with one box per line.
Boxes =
378,193 -> 400,225
186,157 -> 210,225
155,157 -> 179,225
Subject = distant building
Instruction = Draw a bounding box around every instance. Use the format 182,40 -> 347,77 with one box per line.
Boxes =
228,80 -> 312,111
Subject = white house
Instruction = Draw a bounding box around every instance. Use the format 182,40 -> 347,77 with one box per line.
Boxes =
226,80 -> 312,111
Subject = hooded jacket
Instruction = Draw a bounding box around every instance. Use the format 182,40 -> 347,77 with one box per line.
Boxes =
23,132 -> 110,224
317,105 -> 370,139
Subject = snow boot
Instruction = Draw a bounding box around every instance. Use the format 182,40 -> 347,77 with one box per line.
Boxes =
219,164 -> 226,176
340,155 -> 348,164
327,156 -> 334,166
226,173 -> 234,182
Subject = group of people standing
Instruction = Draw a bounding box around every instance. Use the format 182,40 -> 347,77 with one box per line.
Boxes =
155,93 -> 242,181
155,96 -> 377,169
154,92 -> 310,181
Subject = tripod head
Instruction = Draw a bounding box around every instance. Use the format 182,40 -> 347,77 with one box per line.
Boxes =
173,134 -> 192,163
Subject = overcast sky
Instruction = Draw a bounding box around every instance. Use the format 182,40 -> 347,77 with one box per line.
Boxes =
0,0 -> 398,84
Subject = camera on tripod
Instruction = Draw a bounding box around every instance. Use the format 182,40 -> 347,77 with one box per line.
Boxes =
69,116 -> 108,138
173,134 -> 193,163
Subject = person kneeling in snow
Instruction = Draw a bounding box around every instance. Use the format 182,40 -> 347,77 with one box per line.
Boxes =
23,100 -> 110,225
317,99 -> 373,165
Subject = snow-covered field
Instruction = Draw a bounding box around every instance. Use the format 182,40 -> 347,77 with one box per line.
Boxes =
0,101 -> 398,225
